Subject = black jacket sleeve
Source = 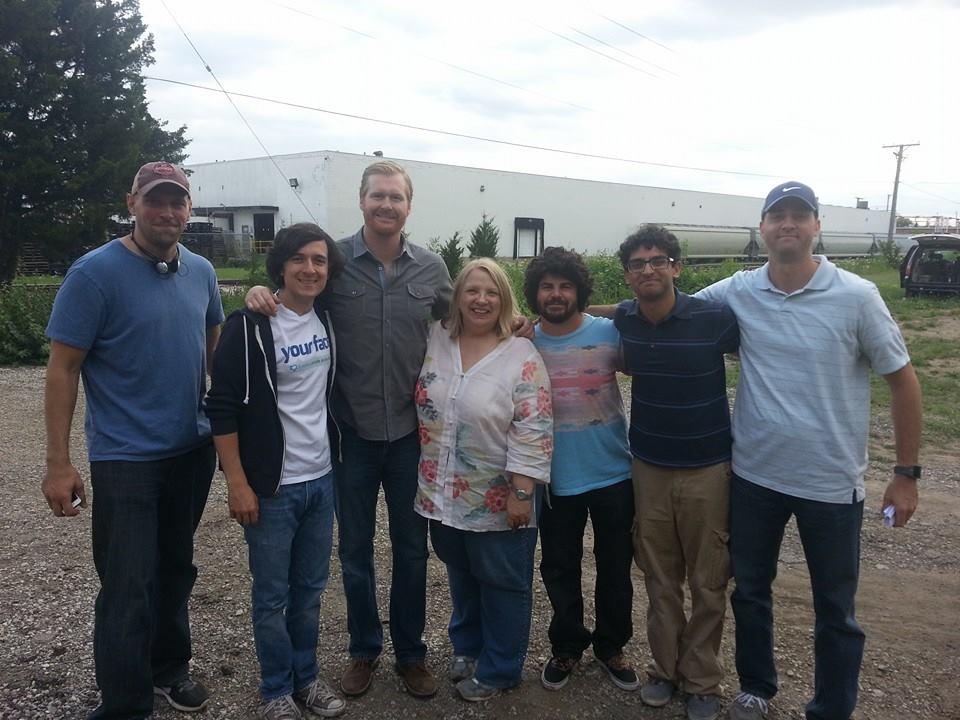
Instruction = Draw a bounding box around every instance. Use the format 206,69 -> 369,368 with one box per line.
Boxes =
204,312 -> 249,436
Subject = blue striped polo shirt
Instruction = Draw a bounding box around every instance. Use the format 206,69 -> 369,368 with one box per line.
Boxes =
615,291 -> 739,468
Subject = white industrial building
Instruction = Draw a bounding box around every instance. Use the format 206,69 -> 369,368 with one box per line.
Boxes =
185,151 -> 892,259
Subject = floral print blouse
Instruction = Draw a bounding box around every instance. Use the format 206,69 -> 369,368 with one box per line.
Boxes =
414,322 -> 553,532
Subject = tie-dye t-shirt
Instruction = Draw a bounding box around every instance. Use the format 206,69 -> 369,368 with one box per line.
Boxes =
534,315 -> 631,496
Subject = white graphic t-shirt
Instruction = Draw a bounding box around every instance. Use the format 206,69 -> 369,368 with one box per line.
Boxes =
270,305 -> 332,485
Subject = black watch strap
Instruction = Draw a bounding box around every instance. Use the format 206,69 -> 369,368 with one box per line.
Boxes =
894,465 -> 921,480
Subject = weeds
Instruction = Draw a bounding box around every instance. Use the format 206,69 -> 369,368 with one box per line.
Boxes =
0,286 -> 56,364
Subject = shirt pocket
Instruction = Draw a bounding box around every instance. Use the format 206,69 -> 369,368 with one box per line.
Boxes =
407,283 -> 437,322
330,283 -> 368,323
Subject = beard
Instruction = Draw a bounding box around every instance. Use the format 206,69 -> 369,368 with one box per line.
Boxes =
539,301 -> 578,324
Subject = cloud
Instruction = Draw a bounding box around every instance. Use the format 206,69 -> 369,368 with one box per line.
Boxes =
136,0 -> 960,216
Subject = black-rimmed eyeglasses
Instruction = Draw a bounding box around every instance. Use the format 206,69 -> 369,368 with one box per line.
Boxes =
627,256 -> 674,272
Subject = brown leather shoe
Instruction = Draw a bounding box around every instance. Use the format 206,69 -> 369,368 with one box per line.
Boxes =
396,661 -> 438,698
340,657 -> 379,696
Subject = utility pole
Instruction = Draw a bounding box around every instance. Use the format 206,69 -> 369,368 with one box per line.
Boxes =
883,142 -> 919,247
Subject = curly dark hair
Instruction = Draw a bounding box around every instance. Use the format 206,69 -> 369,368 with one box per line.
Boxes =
618,225 -> 681,269
523,246 -> 593,313
266,223 -> 345,289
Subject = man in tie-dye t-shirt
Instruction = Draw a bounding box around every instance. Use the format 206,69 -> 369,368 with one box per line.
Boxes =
524,247 -> 638,694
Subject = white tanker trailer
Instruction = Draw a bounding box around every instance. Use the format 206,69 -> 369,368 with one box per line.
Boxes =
663,224 -> 883,262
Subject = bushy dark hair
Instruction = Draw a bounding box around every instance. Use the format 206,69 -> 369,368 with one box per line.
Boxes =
266,223 -> 344,289
618,225 -> 681,269
523,246 -> 593,312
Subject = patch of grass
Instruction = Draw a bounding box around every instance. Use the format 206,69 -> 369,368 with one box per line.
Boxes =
215,266 -> 249,281
844,264 -> 960,443
14,266 -> 256,285
869,328 -> 960,448
12,275 -> 63,285
221,290 -> 248,316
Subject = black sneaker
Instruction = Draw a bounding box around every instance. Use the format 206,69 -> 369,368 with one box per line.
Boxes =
153,677 -> 210,712
597,653 -> 640,691
541,656 -> 578,690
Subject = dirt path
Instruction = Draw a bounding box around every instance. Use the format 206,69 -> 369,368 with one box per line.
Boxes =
1,315 -> 957,719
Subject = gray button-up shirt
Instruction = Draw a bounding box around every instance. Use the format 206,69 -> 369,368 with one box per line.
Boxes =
328,229 -> 452,442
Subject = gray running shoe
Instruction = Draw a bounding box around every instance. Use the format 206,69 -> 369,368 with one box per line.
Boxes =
449,655 -> 477,683
257,694 -> 303,720
686,693 -> 721,720
728,692 -> 769,720
295,678 -> 346,718
640,676 -> 675,707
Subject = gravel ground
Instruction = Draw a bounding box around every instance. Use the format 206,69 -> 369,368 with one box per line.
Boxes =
0,364 -> 957,720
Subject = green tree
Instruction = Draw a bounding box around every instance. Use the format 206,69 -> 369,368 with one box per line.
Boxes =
467,214 -> 499,258
431,230 -> 464,279
896,216 -> 915,228
0,0 -> 189,282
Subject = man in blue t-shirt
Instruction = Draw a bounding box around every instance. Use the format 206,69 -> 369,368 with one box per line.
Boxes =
614,225 -> 739,720
524,248 -> 638,694
42,162 -> 225,720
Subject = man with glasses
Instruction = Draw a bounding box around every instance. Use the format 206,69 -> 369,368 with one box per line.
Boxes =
614,225 -> 739,720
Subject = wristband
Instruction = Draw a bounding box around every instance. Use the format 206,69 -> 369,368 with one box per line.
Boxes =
893,465 -> 921,480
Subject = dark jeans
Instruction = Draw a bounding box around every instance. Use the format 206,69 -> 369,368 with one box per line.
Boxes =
430,521 -> 538,688
333,425 -> 427,663
538,479 -> 635,661
88,442 -> 215,720
730,474 -> 865,720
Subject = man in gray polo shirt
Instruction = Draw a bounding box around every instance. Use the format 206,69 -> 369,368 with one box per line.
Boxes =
247,161 -> 452,699
697,181 -> 922,720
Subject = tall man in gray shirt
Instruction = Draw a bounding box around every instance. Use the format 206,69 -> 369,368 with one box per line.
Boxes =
248,161 -> 452,699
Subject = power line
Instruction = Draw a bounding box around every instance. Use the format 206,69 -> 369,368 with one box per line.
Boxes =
568,25 -> 679,77
156,0 -> 318,222
900,182 -> 960,206
143,76 -> 785,178
530,22 -> 659,77
266,0 -> 593,113
597,14 -> 674,52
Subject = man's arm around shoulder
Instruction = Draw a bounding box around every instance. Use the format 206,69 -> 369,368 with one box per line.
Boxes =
42,341 -> 89,517
881,362 -> 922,528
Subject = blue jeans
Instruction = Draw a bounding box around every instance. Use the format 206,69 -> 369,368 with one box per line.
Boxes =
244,473 -> 335,700
730,474 -> 865,720
539,479 -> 634,662
430,521 -> 538,689
333,425 -> 427,663
88,442 -> 215,720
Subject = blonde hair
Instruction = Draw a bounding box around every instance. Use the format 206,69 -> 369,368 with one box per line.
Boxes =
447,258 -> 517,339
359,160 -> 413,202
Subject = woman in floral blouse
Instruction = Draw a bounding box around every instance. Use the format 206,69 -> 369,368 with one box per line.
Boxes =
414,257 -> 554,702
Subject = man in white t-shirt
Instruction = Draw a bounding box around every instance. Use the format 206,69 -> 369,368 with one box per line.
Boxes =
696,182 -> 922,720
206,223 -> 346,720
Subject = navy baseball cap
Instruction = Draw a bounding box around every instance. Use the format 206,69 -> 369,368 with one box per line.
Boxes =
762,181 -> 818,217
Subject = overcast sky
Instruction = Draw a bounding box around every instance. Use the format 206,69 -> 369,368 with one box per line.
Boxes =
138,0 -> 960,219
